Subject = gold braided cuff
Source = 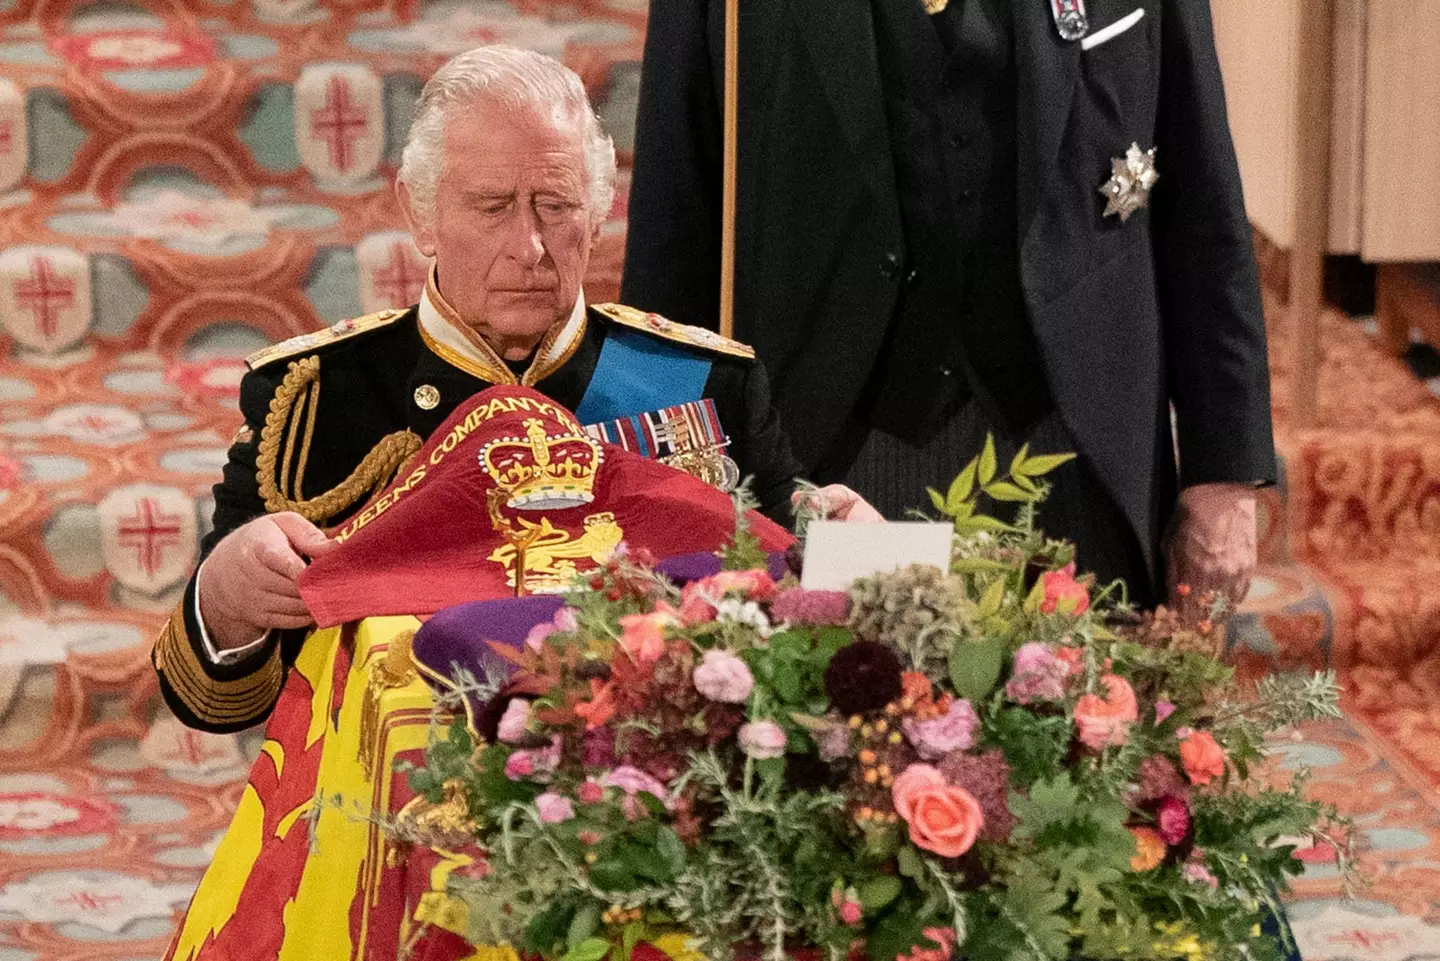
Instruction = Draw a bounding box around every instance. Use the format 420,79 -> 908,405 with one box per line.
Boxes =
152,602 -> 285,729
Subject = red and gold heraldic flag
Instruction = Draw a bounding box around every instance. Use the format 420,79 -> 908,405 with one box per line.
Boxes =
165,385 -> 793,961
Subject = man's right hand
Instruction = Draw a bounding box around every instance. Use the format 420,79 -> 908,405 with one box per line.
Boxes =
198,512 -> 337,652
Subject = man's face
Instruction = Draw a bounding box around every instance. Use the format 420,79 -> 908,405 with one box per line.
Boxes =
405,102 -> 600,353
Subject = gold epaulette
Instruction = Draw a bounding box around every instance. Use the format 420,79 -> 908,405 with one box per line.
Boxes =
591,303 -> 755,360
246,308 -> 409,371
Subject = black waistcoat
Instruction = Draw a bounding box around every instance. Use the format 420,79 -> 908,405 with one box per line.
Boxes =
863,0 -> 1051,441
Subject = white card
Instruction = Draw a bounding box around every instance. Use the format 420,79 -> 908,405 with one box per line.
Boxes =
799,521 -> 953,591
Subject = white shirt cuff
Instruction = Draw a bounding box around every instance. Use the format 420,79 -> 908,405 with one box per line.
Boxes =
195,558 -> 271,665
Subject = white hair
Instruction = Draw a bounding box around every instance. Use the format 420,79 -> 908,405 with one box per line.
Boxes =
398,45 -> 617,225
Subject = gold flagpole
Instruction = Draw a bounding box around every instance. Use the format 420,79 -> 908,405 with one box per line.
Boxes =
719,0 -> 739,340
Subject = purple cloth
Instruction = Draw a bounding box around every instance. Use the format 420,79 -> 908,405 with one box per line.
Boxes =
411,550 -> 789,720
412,595 -> 563,720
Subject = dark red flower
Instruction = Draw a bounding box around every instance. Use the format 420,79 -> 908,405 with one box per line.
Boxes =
1128,754 -> 1189,805
584,728 -> 616,769
824,641 -> 903,715
939,749 -> 1016,843
1155,794 -> 1192,845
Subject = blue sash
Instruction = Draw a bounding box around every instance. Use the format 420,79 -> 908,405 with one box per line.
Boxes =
574,326 -> 712,425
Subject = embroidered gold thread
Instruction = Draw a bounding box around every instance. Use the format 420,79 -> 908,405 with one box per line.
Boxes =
279,380 -> 308,503
296,374 -> 321,500
523,312 -> 588,386
358,631 -> 419,779
153,609 -> 284,723
418,322 -> 512,385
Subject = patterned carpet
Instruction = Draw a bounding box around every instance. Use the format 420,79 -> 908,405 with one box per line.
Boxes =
2,2 -> 1440,959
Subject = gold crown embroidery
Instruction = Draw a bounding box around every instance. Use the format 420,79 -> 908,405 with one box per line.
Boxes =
480,418 -> 603,510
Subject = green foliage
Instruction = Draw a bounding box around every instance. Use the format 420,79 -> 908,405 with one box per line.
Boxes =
721,480 -> 768,571
865,897 -> 942,961
986,708 -> 1073,788
927,436 -> 1076,536
949,635 -> 1007,702
1009,774 -> 1082,841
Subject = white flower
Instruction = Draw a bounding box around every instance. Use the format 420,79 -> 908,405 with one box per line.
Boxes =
714,598 -> 774,637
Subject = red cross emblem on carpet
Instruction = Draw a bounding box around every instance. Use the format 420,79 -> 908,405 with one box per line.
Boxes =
296,64 -> 384,184
98,484 -> 198,595
358,231 -> 429,311
0,246 -> 92,354
0,78 -> 26,191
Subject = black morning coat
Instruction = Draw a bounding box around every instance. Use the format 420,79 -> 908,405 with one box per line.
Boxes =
621,0 -> 1277,586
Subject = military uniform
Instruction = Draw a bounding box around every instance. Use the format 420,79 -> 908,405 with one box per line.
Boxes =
153,276 -> 801,734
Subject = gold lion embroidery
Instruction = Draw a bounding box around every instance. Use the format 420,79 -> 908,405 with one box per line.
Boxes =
487,511 -> 624,594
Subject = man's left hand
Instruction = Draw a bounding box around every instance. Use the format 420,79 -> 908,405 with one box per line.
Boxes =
792,485 -> 885,523
1164,482 -> 1258,615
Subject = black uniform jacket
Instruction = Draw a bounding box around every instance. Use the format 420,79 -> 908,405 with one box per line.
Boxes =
153,303 -> 802,733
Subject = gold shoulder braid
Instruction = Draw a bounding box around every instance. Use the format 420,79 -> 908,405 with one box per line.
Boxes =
246,309 -> 408,371
256,356 -> 422,525
591,303 -> 756,360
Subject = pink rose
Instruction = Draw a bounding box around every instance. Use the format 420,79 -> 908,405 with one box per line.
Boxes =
504,736 -> 561,781
891,765 -> 984,859
739,721 -> 788,760
839,900 -> 863,926
1040,563 -> 1090,616
693,649 -> 756,703
601,766 -> 672,808
618,608 -> 678,665
496,699 -> 531,744
1012,642 -> 1056,676
1005,642 -> 1068,704
536,792 -> 575,824
525,607 -> 580,651
504,752 -> 534,779
524,621 -> 553,652
578,781 -> 604,805
902,698 -> 979,760
1073,675 -> 1139,750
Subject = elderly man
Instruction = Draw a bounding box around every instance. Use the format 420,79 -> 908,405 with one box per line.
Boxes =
154,45 -> 873,735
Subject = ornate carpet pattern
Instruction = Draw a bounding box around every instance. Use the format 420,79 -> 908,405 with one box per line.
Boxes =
1,2 -> 1439,959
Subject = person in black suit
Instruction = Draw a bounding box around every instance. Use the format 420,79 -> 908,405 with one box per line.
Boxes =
620,0 -> 1276,610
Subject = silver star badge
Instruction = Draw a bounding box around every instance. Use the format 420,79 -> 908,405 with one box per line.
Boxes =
1099,143 -> 1159,222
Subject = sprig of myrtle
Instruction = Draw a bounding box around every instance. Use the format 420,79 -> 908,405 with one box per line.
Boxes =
926,435 -> 1075,536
